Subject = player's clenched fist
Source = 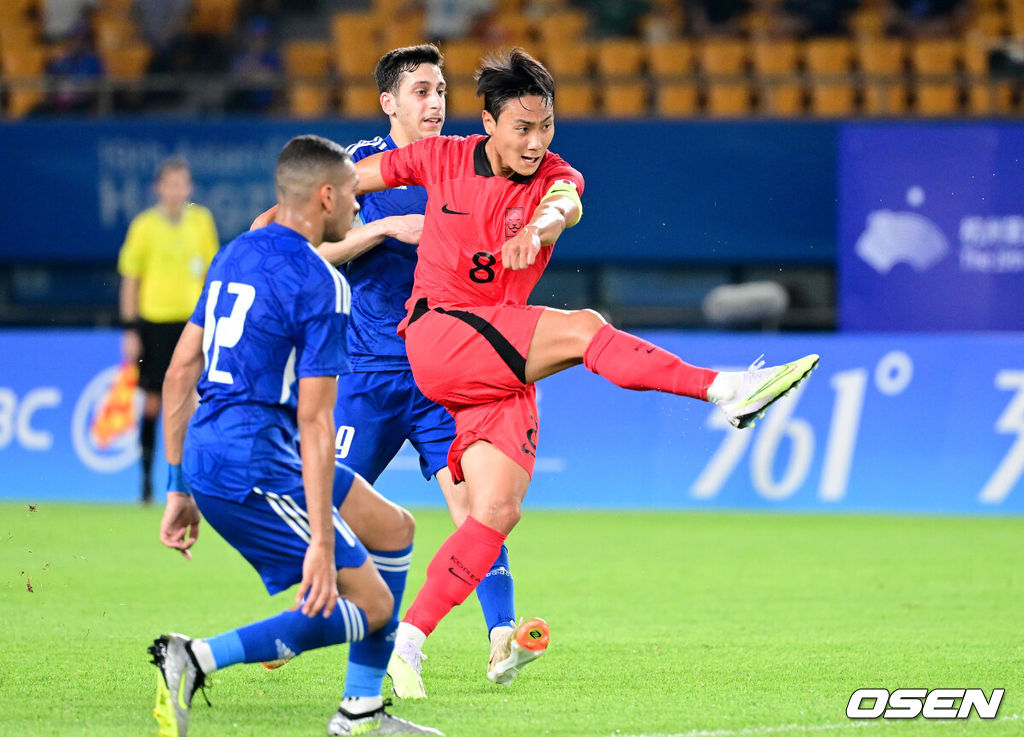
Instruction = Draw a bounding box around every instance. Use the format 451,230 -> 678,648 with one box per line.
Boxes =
501,224 -> 542,271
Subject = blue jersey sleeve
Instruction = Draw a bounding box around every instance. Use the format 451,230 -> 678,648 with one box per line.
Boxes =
294,257 -> 351,379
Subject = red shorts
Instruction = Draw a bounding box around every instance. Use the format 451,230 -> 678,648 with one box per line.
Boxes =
402,300 -> 545,482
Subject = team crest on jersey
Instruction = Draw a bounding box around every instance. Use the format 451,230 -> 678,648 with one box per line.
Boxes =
505,207 -> 525,237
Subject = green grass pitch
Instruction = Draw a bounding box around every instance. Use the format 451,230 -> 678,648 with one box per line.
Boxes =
2,502 -> 1022,737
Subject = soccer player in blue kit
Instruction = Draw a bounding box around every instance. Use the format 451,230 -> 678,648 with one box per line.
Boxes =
316,45 -> 522,696
148,135 -> 440,737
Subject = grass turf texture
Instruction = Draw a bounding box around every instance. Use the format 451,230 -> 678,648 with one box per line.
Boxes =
2,502 -> 1022,737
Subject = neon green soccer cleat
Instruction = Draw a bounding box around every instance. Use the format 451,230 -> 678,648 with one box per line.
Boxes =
387,640 -> 427,699
487,617 -> 550,686
717,354 -> 820,429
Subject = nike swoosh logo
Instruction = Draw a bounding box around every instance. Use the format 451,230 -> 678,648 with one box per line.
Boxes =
441,204 -> 470,215
448,567 -> 473,585
177,671 -> 189,710
743,364 -> 796,403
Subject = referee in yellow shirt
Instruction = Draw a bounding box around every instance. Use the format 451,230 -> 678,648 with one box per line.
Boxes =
118,157 -> 219,503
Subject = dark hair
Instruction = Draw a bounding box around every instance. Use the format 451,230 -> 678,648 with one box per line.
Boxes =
475,48 -> 554,120
155,156 -> 190,182
275,135 -> 351,202
374,44 -> 444,95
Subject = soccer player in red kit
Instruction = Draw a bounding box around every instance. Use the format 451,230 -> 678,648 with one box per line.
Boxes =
352,49 -> 819,697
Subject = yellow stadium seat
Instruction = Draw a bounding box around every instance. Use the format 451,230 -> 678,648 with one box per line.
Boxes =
536,10 -> 589,46
490,12 -> 535,46
446,80 -> 481,118
542,40 -> 592,79
750,38 -> 802,116
340,81 -> 381,118
555,80 -> 597,117
94,15 -> 138,52
289,81 -> 331,118
190,0 -> 242,36
963,37 -> 1013,115
698,38 -> 747,75
282,40 -> 331,79
914,83 -> 961,116
0,24 -> 38,52
857,37 -> 907,116
601,79 -> 648,117
804,38 -> 854,116
594,39 -> 646,78
1,44 -> 47,118
705,80 -> 752,117
101,45 -> 153,81
332,34 -> 381,80
380,14 -> 423,50
654,81 -> 698,116
442,39 -> 487,80
647,40 -> 694,79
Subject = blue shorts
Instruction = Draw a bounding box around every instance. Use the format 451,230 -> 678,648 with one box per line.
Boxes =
334,369 -> 455,483
193,476 -> 367,596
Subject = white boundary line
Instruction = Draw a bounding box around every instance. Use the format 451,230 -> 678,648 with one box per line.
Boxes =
610,713 -> 1021,737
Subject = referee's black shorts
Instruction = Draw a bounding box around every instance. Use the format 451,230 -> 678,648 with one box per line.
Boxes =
137,320 -> 187,392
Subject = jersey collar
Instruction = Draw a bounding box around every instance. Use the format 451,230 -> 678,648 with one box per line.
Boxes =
474,136 -> 535,184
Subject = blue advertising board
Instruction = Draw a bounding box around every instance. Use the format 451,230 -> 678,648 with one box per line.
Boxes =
0,120 -> 835,266
839,123 -> 1024,331
2,329 -> 1022,515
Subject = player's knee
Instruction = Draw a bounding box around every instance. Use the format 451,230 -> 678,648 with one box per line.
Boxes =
363,587 -> 395,633
568,309 -> 608,350
395,506 -> 415,548
481,498 -> 521,533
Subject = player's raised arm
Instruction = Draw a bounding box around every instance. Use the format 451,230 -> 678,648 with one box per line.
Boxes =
160,321 -> 205,558
295,374 -> 341,618
501,182 -> 582,271
318,214 -> 424,266
355,151 -> 388,194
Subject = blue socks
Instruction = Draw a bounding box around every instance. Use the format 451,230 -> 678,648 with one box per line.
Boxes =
205,599 -> 368,668
344,545 -> 413,698
477,544 -> 516,634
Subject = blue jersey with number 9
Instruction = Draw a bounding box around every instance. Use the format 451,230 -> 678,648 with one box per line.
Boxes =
184,222 -> 351,501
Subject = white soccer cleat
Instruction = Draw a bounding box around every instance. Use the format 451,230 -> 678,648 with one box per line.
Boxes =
327,699 -> 443,735
147,633 -> 208,737
487,617 -> 550,686
714,354 -> 820,429
387,639 -> 428,700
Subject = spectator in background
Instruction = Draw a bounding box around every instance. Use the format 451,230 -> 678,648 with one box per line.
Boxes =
118,157 -> 219,504
577,0 -> 651,38
423,0 -> 496,42
225,15 -> 281,113
778,0 -> 858,37
686,0 -> 751,36
136,0 -> 191,68
44,20 -> 104,114
42,0 -> 97,42
889,0 -> 970,37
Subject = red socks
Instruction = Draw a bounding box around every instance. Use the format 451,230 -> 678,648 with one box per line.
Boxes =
583,323 -> 717,400
403,516 -> 507,637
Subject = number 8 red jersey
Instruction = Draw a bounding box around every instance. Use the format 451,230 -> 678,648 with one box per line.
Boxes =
380,134 -> 584,334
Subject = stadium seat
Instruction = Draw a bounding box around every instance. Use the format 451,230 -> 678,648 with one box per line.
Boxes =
601,80 -> 648,117
339,81 -> 381,118
804,38 -> 855,116
554,80 -> 596,117
910,38 -> 961,116
966,9 -> 1007,38
282,40 -> 331,80
541,40 -> 592,78
490,12 -> 535,46
446,80 -> 481,118
848,5 -> 887,37
647,40 -> 694,79
594,39 -> 646,78
0,0 -> 35,25
1,44 -> 47,118
288,81 -> 331,118
536,10 -> 589,46
93,15 -> 138,52
963,37 -> 1013,115
101,45 -> 152,81
1010,0 -> 1024,37
698,38 -> 747,76
331,20 -> 382,80
654,81 -> 698,116
0,24 -> 38,52
442,39 -> 487,81
705,79 -> 752,117
857,37 -> 907,116
190,0 -> 242,36
750,38 -> 802,116
331,12 -> 380,51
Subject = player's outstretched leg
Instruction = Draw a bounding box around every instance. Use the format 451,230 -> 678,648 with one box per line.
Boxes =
327,697 -> 443,736
148,633 -> 207,737
708,354 -> 820,429
487,617 -> 550,686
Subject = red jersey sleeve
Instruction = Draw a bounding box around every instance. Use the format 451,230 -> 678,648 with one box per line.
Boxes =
541,158 -> 585,197
380,135 -> 460,189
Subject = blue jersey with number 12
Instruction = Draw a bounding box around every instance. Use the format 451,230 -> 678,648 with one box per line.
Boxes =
183,222 -> 351,501
344,135 -> 427,371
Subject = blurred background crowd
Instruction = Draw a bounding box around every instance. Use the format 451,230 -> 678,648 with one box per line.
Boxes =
2,0 -> 1023,119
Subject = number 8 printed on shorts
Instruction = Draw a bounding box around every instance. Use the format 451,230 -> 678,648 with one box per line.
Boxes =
202,280 -> 256,384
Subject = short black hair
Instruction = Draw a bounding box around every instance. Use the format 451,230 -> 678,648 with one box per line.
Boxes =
374,44 -> 444,95
275,135 -> 351,202
155,156 -> 190,182
475,48 -> 554,120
